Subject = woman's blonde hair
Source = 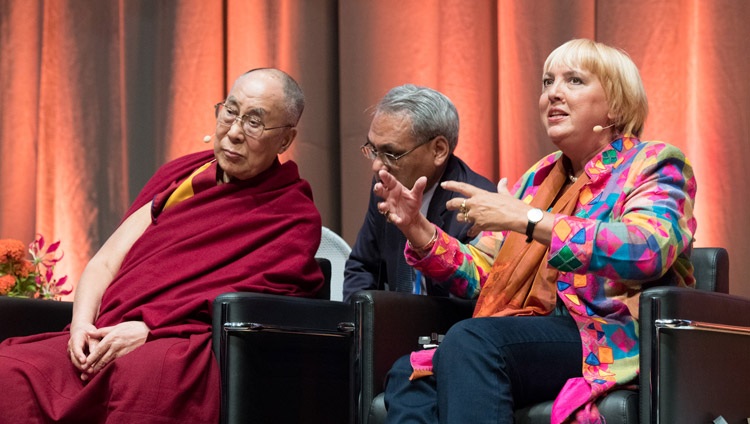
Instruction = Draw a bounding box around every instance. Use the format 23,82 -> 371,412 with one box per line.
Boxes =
543,39 -> 648,137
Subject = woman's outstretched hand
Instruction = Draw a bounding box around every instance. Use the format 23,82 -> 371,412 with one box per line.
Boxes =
373,169 -> 436,249
443,178 -> 527,238
373,169 -> 426,228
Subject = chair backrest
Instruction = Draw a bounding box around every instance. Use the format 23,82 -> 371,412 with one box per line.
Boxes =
315,226 -> 352,301
691,247 -> 729,293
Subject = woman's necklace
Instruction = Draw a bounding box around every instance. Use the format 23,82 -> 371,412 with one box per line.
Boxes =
564,157 -> 579,184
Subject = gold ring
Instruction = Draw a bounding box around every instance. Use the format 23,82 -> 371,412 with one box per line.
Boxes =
460,199 -> 467,214
463,211 -> 470,222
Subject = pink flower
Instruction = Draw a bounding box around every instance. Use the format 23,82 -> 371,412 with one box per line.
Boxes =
0,235 -> 69,299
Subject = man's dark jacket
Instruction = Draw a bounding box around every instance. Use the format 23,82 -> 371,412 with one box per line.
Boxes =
343,155 -> 496,301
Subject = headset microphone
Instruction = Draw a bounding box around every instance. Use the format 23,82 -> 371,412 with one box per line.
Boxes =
593,124 -> 614,133
203,135 -> 212,143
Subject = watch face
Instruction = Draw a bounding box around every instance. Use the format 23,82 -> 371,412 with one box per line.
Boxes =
528,208 -> 543,223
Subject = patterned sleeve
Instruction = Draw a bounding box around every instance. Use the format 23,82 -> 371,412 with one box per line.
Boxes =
404,154 -> 559,299
405,227 -> 499,299
548,142 -> 697,282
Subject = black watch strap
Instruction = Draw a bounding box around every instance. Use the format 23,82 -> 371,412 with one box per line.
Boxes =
525,222 -> 536,243
525,208 -> 543,243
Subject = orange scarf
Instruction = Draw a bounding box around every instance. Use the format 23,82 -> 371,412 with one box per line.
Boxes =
473,158 -> 589,318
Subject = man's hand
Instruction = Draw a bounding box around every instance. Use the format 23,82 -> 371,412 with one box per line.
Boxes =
68,322 -> 98,373
74,321 -> 150,380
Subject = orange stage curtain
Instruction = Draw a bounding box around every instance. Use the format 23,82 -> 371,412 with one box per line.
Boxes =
1,0 -> 748,297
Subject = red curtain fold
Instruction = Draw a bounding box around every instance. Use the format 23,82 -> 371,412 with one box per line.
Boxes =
0,0 -> 42,250
1,0 -> 748,297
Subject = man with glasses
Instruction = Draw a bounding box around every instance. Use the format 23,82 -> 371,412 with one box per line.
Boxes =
343,84 -> 495,301
0,68 -> 324,423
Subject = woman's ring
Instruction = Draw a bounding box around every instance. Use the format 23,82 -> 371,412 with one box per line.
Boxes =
463,210 -> 470,222
460,199 -> 468,214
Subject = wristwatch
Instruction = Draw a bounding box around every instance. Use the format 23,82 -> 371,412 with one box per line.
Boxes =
525,208 -> 543,243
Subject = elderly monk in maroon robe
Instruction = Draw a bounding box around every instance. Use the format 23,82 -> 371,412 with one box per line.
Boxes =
0,68 -> 324,423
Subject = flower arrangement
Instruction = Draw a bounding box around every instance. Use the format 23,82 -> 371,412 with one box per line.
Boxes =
0,235 -> 70,300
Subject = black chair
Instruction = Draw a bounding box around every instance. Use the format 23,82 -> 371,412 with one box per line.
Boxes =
0,296 -> 74,341
211,257 -> 356,424
353,247 -> 749,424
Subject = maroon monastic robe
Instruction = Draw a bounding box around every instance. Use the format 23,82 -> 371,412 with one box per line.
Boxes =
0,150 -> 324,423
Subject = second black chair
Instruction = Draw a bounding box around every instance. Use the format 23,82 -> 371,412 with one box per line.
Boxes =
353,247 -> 749,424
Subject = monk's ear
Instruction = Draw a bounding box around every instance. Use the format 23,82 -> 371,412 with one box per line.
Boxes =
432,136 -> 450,166
278,128 -> 297,154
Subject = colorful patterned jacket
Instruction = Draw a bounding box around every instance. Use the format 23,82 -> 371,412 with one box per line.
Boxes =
405,136 -> 697,421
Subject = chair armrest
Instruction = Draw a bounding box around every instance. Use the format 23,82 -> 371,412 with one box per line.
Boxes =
639,287 -> 750,423
640,286 -> 750,326
352,290 -> 475,423
212,292 -> 353,358
0,297 -> 73,342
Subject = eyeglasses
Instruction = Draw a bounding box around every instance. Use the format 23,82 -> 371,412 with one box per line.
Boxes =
214,103 -> 295,139
360,137 -> 434,168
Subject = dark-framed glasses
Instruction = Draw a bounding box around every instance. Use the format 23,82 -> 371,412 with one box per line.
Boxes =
360,137 -> 434,167
214,103 -> 295,139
